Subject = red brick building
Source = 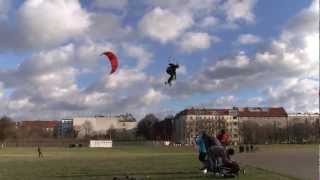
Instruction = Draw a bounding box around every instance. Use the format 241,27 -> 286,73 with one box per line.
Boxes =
16,120 -> 59,135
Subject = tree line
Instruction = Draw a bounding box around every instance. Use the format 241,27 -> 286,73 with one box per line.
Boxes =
0,115 -> 318,144
240,119 -> 320,144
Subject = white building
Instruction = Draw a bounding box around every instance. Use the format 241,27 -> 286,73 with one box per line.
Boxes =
288,113 -> 320,124
72,114 -> 137,137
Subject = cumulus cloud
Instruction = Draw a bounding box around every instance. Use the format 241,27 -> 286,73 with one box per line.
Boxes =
262,78 -> 319,113
92,0 -> 128,10
0,42 -> 165,119
156,0 -> 319,113
88,12 -> 132,40
122,43 -> 153,70
200,16 -> 220,28
0,0 -> 10,21
16,0 -> 91,49
142,88 -> 168,105
139,7 -> 193,43
223,0 -> 257,23
237,33 -> 262,45
178,32 -> 218,53
146,0 -> 219,14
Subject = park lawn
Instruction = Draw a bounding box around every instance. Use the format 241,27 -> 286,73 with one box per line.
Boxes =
0,146 -> 298,180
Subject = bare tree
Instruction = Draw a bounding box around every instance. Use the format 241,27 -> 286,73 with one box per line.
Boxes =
73,125 -> 81,138
136,114 -> 159,140
106,125 -> 116,140
82,121 -> 93,138
0,116 -> 16,143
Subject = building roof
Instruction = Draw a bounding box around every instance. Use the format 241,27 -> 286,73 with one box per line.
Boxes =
175,107 -> 288,117
237,107 -> 287,117
177,108 -> 230,116
18,120 -> 59,129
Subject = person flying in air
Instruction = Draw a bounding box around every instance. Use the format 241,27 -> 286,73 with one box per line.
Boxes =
165,63 -> 179,86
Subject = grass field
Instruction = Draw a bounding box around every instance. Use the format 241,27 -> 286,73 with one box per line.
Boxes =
0,145 -> 299,180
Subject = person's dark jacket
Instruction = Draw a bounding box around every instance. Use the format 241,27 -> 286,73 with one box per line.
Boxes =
201,133 -> 222,151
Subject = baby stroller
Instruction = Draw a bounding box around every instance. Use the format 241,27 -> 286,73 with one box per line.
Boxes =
206,147 -> 240,178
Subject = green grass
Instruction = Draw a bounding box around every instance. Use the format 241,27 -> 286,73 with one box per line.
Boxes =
0,145 -> 298,180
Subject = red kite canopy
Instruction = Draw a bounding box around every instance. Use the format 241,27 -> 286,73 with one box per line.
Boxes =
102,51 -> 118,74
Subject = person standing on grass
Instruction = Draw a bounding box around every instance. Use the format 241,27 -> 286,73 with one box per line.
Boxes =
216,129 -> 229,147
37,145 -> 43,158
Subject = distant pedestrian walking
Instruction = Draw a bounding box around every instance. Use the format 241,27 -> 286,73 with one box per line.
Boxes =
250,144 -> 254,152
37,145 -> 43,158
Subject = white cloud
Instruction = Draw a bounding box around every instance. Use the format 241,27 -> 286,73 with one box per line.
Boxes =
0,0 -> 10,21
122,43 -> 153,70
0,42 -> 166,119
263,78 -> 319,113
146,0 -> 220,18
223,0 -> 257,23
0,82 -> 4,98
200,16 -> 219,28
177,64 -> 187,75
157,0 -> 319,114
139,7 -> 193,43
88,12 -> 131,40
178,32 -> 217,53
92,0 -> 128,10
237,33 -> 262,45
103,69 -> 147,90
207,95 -> 237,108
16,0 -> 90,48
142,88 -> 167,105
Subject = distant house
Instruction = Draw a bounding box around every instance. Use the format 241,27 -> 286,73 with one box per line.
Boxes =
288,113 -> 320,124
236,107 -> 288,127
173,108 -> 239,145
173,107 -> 288,145
71,114 -> 137,137
57,119 -> 73,138
16,120 -> 59,136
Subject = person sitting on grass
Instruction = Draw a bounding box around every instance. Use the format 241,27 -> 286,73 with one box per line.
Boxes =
200,131 -> 239,175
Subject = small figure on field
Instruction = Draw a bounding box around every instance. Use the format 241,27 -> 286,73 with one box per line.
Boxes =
37,145 -> 43,158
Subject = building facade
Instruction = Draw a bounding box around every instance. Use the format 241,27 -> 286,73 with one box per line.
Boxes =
236,107 -> 288,127
16,120 -> 59,136
173,107 -> 288,145
235,107 -> 288,144
57,119 -> 73,138
173,108 -> 240,145
72,114 -> 137,137
288,113 -> 320,124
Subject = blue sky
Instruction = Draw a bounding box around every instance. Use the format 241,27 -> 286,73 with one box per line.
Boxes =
0,0 -> 318,120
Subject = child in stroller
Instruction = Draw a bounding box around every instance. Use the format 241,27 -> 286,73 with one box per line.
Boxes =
196,132 -> 240,178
